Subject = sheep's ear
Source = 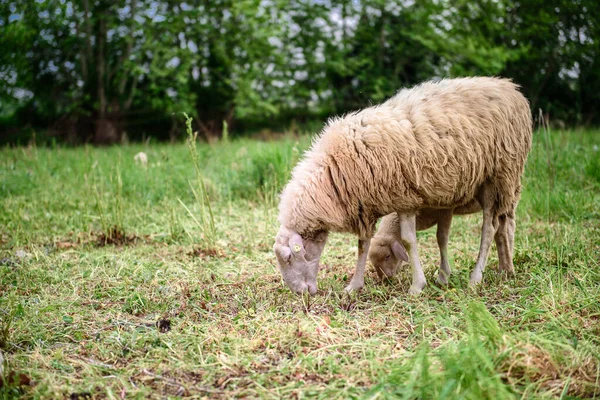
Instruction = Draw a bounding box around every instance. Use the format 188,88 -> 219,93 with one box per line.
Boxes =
273,243 -> 292,262
391,241 -> 409,262
288,232 -> 306,259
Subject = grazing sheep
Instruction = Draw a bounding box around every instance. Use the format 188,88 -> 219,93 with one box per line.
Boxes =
368,200 -> 517,285
273,77 -> 532,295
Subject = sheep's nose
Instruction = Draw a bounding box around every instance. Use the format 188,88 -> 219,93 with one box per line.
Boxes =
295,282 -> 317,296
295,283 -> 308,295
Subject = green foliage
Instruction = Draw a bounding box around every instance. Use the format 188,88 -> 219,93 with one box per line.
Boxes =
585,148 -> 600,183
0,296 -> 23,350
2,0 -> 600,144
123,292 -> 148,315
369,302 -> 513,399
226,140 -> 301,203
521,128 -> 600,222
91,161 -> 127,242
221,120 -> 229,143
181,113 -> 217,249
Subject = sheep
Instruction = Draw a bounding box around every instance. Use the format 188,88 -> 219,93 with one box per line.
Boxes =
368,199 -> 517,285
273,77 -> 532,295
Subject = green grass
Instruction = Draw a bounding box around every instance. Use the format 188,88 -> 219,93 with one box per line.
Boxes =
0,129 -> 599,399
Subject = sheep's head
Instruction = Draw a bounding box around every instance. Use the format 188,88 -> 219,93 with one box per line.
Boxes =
273,226 -> 327,295
368,237 -> 409,279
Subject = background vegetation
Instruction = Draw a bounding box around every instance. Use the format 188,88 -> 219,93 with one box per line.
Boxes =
2,0 -> 600,144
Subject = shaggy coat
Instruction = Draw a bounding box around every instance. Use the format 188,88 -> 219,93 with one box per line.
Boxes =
279,77 -> 531,238
275,77 -> 532,295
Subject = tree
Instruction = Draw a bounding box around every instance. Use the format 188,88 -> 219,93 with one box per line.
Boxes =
503,0 -> 600,124
2,0 -> 600,144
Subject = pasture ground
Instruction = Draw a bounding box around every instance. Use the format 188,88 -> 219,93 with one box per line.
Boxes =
1,129 -> 599,399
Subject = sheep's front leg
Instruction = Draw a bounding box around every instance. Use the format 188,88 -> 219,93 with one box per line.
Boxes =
470,207 -> 499,286
345,238 -> 371,293
435,210 -> 453,286
399,214 -> 427,295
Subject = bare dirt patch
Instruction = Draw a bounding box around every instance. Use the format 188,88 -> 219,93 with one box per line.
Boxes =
95,226 -> 143,247
188,247 -> 227,259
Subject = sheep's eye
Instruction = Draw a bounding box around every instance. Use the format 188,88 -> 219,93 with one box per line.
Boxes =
385,254 -> 391,261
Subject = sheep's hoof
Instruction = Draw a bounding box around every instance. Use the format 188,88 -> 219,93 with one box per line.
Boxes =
408,285 -> 423,296
469,271 -> 483,288
435,275 -> 449,286
498,265 -> 515,277
344,282 -> 364,293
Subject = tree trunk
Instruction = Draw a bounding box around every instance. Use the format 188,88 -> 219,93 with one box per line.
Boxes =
97,14 -> 106,120
94,8 -> 118,145
169,115 -> 179,143
94,118 -> 118,145
82,0 -> 93,65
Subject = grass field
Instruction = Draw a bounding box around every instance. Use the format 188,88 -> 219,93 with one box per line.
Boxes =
1,128 -> 600,399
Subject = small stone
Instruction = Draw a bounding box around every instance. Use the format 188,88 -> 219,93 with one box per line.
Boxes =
0,258 -> 14,266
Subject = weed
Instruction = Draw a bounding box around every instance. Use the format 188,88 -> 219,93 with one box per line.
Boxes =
90,159 -> 127,243
222,120 -> 229,143
181,113 -> 217,249
0,298 -> 22,351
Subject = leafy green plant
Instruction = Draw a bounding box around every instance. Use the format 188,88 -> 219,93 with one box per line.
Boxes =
585,150 -> 600,183
369,301 -> 513,399
90,160 -> 127,244
222,120 -> 229,143
180,113 -> 217,249
228,140 -> 301,204
123,292 -> 148,315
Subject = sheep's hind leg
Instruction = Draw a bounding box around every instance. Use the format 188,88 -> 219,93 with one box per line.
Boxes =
470,207 -> 499,286
495,211 -> 516,276
507,213 -> 516,255
345,238 -> 371,293
435,210 -> 453,286
398,214 -> 427,295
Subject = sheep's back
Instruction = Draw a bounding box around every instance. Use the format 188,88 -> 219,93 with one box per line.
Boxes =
322,77 -> 532,217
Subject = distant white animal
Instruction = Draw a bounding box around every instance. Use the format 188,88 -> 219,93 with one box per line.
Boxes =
134,152 -> 148,167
